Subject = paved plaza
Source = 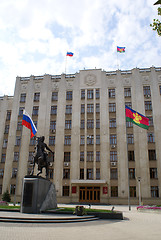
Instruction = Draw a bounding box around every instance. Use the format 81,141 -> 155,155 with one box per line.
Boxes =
0,204 -> 161,240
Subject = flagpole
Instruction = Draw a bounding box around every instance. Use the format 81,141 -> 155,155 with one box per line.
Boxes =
65,54 -> 67,74
117,50 -> 119,69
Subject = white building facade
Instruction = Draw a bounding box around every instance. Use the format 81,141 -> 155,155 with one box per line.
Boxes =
0,67 -> 161,205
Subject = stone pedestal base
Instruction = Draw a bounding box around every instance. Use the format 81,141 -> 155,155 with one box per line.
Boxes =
20,176 -> 57,214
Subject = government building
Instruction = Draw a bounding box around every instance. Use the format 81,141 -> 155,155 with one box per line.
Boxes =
0,67 -> 161,205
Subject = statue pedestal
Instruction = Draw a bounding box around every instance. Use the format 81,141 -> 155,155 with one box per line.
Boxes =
20,176 -> 57,214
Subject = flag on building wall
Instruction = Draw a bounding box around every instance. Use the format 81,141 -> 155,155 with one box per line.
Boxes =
125,106 -> 149,129
117,46 -> 125,53
22,110 -> 37,138
66,52 -> 74,57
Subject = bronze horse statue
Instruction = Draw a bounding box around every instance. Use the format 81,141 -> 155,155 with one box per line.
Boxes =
31,136 -> 53,178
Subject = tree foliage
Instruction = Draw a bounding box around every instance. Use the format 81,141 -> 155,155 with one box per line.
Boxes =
2,190 -> 11,202
150,7 -> 161,36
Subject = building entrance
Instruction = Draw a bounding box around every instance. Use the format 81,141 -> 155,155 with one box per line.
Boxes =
79,186 -> 100,203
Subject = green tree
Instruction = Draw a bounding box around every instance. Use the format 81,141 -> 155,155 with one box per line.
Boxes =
2,190 -> 11,202
150,7 -> 161,36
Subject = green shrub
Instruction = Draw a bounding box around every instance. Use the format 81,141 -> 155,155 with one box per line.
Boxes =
2,190 -> 11,202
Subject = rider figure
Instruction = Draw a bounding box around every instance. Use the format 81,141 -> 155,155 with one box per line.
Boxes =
38,136 -> 53,163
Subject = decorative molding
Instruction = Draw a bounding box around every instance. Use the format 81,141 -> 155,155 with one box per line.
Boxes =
158,75 -> 161,82
35,82 -> 41,89
124,78 -> 130,85
142,76 -> 149,82
52,82 -> 59,90
85,74 -> 96,86
66,80 -> 73,89
21,84 -> 27,90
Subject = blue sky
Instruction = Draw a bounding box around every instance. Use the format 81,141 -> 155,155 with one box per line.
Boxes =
0,0 -> 160,95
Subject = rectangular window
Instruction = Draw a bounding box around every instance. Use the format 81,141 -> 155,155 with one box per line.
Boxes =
96,119 -> 100,129
34,92 -> 40,102
87,152 -> 94,162
32,106 -> 39,116
6,110 -> 11,120
96,168 -> 100,180
111,186 -> 118,197
96,135 -> 100,145
28,152 -> 33,162
64,135 -> 71,145
126,121 -> 133,128
110,134 -> 117,145
30,137 -> 36,146
15,136 -> 21,146
51,106 -> 57,115
81,120 -> 85,129
129,168 -> 135,179
52,92 -> 58,101
110,169 -> 118,179
128,151 -> 135,161
87,104 -> 94,113
109,103 -> 116,112
0,185 -> 2,194
147,133 -> 155,143
143,86 -> 151,97
150,168 -> 158,179
49,169 -> 54,179
17,122 -> 22,131
125,102 -> 132,108
63,169 -> 70,179
96,103 -> 100,113
14,152 -> 19,162
151,186 -> 159,198
87,119 -> 94,129
110,151 -> 117,162
109,119 -> 116,128
20,93 -> 26,102
63,186 -> 70,196
87,135 -> 94,145
1,154 -> 6,163
148,116 -> 153,126
80,169 -> 84,179
0,169 -> 4,178
66,105 -> 72,114
124,88 -> 131,97
127,134 -> 134,144
109,89 -> 115,98
65,120 -> 72,130
3,139 -> 8,148
80,135 -> 85,145
145,101 -> 152,111
10,185 -> 16,195
49,136 -> 55,146
19,107 -> 24,116
50,121 -> 56,130
148,150 -> 156,161
80,152 -> 84,161
130,186 -> 136,197
159,86 -> 161,95
66,91 -> 72,100
96,151 -> 100,162
64,152 -> 70,162
96,89 -> 100,99
12,168 -> 17,178
81,104 -> 85,114
81,89 -> 85,99
87,168 -> 93,180
87,89 -> 93,99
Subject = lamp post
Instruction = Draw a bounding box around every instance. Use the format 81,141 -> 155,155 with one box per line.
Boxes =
137,177 -> 141,206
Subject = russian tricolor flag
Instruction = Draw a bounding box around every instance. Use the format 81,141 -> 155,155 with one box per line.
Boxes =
66,52 -> 74,57
22,110 -> 37,138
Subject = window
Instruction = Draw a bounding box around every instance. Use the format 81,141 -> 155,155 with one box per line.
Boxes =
49,136 -> 55,146
150,168 -> 158,179
96,151 -> 100,162
87,104 -> 94,113
4,125 -> 9,134
1,154 -> 6,163
127,134 -> 134,144
125,102 -> 132,108
96,119 -> 100,129
143,86 -> 151,97
64,152 -> 70,162
81,120 -> 85,129
14,152 -> 19,162
151,186 -> 159,197
63,169 -> 70,179
80,152 -> 84,162
10,185 -> 16,195
109,89 -> 115,98
87,168 -> 93,180
87,119 -> 94,129
96,103 -> 100,113
28,152 -> 33,162
63,186 -> 70,196
6,110 -> 11,120
110,169 -> 118,179
145,101 -> 152,111
124,88 -> 131,97
3,139 -> 8,148
19,107 -> 24,116
30,137 -> 36,146
52,92 -> 58,101
126,121 -> 133,128
109,103 -> 116,112
160,85 -> 161,95
65,120 -> 72,129
96,89 -> 100,99
129,168 -> 135,179
0,169 -> 4,178
80,169 -> 84,179
147,133 -> 155,143
32,106 -> 39,116
0,185 -> 2,194
66,91 -> 72,100
87,135 -> 94,145
17,122 -> 22,131
110,151 -> 117,162
50,121 -> 56,130
96,135 -> 100,144
48,169 -> 54,179
96,168 -> 100,180
80,135 -> 85,145
15,136 -> 21,146
110,134 -> 117,145
111,186 -> 118,197
87,89 -> 93,99
81,104 -> 85,114
34,92 -> 40,102
130,186 -> 136,197
66,105 -> 72,114
148,116 -> 153,126
12,168 -> 17,178
148,150 -> 156,161
87,152 -> 94,162
109,119 -> 116,128
20,93 -> 26,102
64,135 -> 71,145
128,151 -> 135,161
81,89 -> 85,99
51,106 -> 57,115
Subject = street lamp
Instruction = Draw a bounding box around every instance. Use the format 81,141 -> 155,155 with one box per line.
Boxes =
137,177 -> 141,206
